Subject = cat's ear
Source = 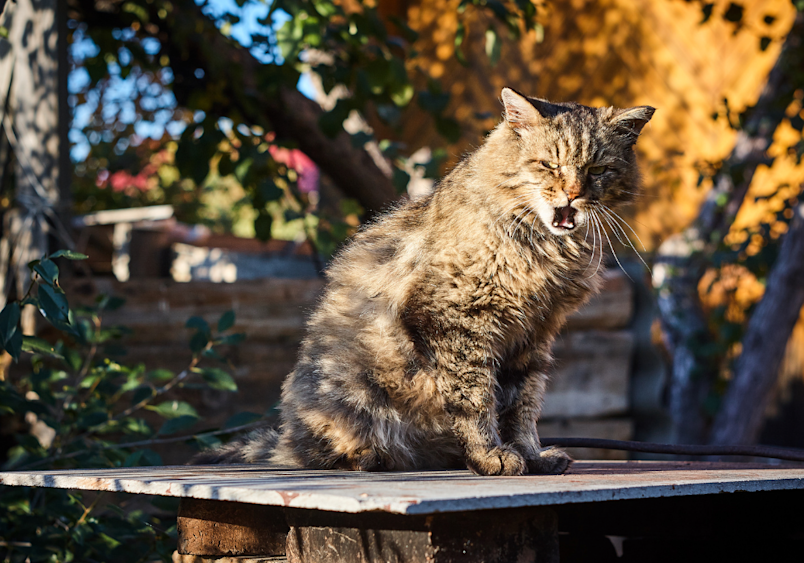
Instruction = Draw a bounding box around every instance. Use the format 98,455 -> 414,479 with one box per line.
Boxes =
501,88 -> 543,131
611,106 -> 655,143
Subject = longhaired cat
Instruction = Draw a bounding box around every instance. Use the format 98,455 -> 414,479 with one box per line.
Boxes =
197,88 -> 654,475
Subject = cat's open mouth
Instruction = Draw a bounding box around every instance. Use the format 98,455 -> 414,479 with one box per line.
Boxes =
552,206 -> 577,230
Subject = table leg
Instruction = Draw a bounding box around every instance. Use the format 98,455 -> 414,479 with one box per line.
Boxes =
177,498 -> 288,558
285,506 -> 558,563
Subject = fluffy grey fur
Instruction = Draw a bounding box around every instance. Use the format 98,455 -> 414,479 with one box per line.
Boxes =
193,88 -> 654,475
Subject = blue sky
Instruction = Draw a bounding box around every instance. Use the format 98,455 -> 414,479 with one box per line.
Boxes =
70,0 -> 315,162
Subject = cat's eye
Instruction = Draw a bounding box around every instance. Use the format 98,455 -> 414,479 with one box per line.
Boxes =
541,161 -> 559,170
588,165 -> 607,175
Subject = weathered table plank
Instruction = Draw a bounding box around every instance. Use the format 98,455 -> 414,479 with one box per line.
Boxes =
2,461 -> 803,515
3,462 -> 804,562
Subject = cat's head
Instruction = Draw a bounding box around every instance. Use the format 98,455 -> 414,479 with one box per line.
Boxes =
498,87 -> 654,238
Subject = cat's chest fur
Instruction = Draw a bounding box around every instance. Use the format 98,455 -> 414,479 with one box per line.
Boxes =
396,199 -> 599,376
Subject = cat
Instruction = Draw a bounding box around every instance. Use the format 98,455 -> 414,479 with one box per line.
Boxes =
196,88 -> 654,476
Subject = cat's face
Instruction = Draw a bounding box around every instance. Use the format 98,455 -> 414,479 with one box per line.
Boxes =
499,88 -> 654,238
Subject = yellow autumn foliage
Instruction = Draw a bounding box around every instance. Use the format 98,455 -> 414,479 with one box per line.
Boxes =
376,0 -> 804,390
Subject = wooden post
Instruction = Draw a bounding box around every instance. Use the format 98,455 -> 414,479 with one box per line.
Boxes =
176,497 -> 559,563
285,507 -> 559,563
177,498 -> 288,558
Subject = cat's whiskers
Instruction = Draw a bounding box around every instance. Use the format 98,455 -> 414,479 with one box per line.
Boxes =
528,215 -> 540,246
491,197 -> 532,232
584,209 -> 598,273
595,205 -> 629,245
589,212 -> 605,279
508,206 -> 535,238
598,204 -> 653,274
583,209 -> 592,242
494,193 -> 532,219
599,204 -> 647,251
596,210 -> 633,281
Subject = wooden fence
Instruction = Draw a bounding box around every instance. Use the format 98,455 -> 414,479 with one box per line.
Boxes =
61,269 -> 635,463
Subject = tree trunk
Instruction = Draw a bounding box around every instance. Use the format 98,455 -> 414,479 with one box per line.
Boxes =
0,0 -> 64,330
651,12 -> 804,444
709,203 -> 804,446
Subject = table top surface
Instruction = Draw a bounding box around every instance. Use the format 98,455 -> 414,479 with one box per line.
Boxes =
1,461 -> 803,515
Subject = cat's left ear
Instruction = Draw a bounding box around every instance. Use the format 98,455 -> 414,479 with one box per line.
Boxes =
611,106 -> 656,143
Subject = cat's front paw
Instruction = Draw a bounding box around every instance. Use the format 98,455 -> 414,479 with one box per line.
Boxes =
526,447 -> 572,475
466,445 -> 526,476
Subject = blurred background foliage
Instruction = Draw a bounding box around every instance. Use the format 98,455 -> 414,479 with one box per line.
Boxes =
64,0 -> 804,405
2,0 -> 804,559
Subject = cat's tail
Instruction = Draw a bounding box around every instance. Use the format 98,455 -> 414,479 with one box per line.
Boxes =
190,426 -> 280,465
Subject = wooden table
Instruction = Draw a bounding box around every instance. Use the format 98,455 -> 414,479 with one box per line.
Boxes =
2,461 -> 803,562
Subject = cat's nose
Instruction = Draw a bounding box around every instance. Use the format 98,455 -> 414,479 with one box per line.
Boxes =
562,167 -> 584,201
564,182 -> 585,202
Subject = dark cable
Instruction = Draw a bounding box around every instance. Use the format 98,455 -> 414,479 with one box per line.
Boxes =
540,438 -> 804,462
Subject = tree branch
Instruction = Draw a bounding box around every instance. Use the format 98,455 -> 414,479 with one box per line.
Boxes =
652,12 -> 804,444
69,0 -> 400,217
710,202 -> 804,445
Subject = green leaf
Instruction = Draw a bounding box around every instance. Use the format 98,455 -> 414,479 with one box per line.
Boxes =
193,433 -> 222,450
77,410 -> 109,429
96,294 -> 125,311
390,83 -> 414,107
38,284 -> 70,324
392,167 -> 411,194
63,346 -> 83,371
700,3 -> 714,23
49,250 -> 89,260
0,301 -> 20,348
455,21 -> 468,66
21,336 -> 64,360
147,368 -> 175,382
388,15 -> 419,43
364,57 -> 391,93
318,99 -> 351,138
122,1 -> 149,22
218,332 -> 246,346
196,367 -> 237,391
235,157 -> 253,184
157,414 -> 198,435
190,331 -> 209,354
485,27 -> 501,67
722,2 -> 743,23
254,213 -> 273,242
436,116 -> 461,144
124,450 -> 145,467
202,347 -> 225,361
140,448 -> 163,466
217,310 -> 236,332
185,316 -> 210,334
224,411 -> 263,429
258,179 -> 284,202
131,385 -> 155,405
5,328 -> 22,362
146,400 -> 199,419
418,90 -> 450,114
33,258 -> 59,286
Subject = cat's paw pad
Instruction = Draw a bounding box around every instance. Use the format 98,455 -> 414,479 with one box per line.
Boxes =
526,447 -> 572,475
467,445 -> 526,476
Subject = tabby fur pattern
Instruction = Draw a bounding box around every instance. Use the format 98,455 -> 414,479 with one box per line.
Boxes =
196,88 -> 654,475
